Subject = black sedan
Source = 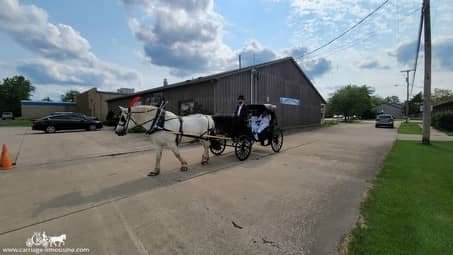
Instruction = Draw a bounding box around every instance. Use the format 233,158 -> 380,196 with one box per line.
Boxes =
32,114 -> 103,133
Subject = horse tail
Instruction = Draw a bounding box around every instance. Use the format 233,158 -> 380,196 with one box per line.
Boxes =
207,115 -> 215,132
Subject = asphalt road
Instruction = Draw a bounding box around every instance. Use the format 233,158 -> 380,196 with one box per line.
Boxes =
0,122 -> 397,254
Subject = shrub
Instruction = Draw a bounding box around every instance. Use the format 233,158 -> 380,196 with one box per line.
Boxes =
432,111 -> 453,131
103,110 -> 119,126
129,126 -> 146,133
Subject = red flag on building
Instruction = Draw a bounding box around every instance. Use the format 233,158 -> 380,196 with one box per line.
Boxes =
129,96 -> 142,107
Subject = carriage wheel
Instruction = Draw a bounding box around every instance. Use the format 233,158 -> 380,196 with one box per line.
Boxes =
210,139 -> 226,156
271,128 -> 283,152
234,136 -> 252,161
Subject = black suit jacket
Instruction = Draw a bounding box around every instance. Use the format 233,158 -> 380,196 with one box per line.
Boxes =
234,104 -> 247,120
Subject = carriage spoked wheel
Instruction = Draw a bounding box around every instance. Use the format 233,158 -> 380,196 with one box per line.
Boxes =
234,135 -> 252,161
271,128 -> 283,152
209,139 -> 227,156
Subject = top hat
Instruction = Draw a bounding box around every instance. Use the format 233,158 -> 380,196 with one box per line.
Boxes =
237,95 -> 245,100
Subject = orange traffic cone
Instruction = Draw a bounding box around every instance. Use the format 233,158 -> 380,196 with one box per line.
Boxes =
1,144 -> 13,170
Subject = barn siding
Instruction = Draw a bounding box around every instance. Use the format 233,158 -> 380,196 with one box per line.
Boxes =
214,71 -> 251,115
255,61 -> 323,127
163,81 -> 215,114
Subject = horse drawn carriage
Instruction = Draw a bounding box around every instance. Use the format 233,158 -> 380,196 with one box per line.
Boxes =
115,101 -> 284,176
209,104 -> 284,161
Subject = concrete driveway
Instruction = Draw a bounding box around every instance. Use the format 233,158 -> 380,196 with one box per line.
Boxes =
0,123 -> 397,254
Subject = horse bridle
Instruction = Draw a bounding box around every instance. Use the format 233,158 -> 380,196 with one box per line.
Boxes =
116,102 -> 171,136
116,107 -> 156,135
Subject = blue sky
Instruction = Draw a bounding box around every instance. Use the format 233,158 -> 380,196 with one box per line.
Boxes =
0,0 -> 452,101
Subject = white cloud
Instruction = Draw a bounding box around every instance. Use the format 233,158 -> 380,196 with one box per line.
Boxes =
393,36 -> 453,71
123,0 -> 235,76
0,0 -> 141,98
359,60 -> 390,70
16,59 -> 140,88
121,0 -> 337,80
0,0 -> 93,61
237,41 -> 277,67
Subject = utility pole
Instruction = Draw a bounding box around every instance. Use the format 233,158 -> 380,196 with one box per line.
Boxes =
401,69 -> 414,123
422,0 -> 431,144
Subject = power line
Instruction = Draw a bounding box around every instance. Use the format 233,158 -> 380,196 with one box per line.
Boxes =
410,4 -> 424,97
298,0 -> 390,59
299,4 -> 420,62
304,30 -> 379,60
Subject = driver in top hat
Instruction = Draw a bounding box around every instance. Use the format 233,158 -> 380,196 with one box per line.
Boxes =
232,95 -> 247,137
234,95 -> 247,120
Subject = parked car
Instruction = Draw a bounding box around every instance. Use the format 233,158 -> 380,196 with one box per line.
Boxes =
333,115 -> 345,121
1,112 -> 14,120
50,112 -> 98,120
375,114 -> 394,128
32,114 -> 103,133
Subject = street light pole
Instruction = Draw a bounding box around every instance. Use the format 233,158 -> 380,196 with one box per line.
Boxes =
401,69 -> 415,123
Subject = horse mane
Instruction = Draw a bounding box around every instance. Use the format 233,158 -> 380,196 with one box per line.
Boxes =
131,105 -> 157,112
131,104 -> 178,118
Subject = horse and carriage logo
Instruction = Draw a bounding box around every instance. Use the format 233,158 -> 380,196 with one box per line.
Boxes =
25,231 -> 67,248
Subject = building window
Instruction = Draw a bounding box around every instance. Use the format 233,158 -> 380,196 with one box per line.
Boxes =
179,101 -> 195,115
150,95 -> 162,105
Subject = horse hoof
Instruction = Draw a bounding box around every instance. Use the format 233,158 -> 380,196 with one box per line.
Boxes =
180,166 -> 188,172
148,171 -> 159,176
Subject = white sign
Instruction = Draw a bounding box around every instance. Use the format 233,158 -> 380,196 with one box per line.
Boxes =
280,97 -> 300,106
1,231 -> 90,254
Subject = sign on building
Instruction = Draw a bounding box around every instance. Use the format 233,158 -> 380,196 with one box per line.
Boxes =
280,97 -> 300,106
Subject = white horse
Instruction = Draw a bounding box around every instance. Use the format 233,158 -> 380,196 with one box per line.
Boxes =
114,105 -> 215,176
49,234 -> 66,247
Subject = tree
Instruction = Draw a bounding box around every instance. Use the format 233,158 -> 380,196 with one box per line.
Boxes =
327,85 -> 373,120
384,96 -> 400,104
362,95 -> 385,119
41,96 -> 52,102
61,90 -> 80,102
0,76 -> 35,117
403,92 -> 423,115
431,88 -> 453,105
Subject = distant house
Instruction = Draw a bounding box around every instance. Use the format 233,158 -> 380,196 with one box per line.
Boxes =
76,88 -> 128,121
117,88 -> 135,94
433,99 -> 453,114
376,103 -> 403,118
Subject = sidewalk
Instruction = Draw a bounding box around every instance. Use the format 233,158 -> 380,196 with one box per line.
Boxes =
397,125 -> 453,141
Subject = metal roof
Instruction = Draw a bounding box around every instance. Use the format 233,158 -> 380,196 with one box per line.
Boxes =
107,57 -> 326,103
21,100 -> 76,106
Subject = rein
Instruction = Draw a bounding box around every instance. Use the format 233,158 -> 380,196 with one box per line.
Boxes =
117,103 -> 180,136
117,108 -> 157,131
117,104 -> 213,145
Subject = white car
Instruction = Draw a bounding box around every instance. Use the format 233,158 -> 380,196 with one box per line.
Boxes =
1,112 -> 14,120
333,115 -> 345,120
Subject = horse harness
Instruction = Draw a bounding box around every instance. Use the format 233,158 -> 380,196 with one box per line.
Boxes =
119,105 -> 205,146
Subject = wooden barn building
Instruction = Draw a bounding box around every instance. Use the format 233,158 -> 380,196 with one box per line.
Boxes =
107,57 -> 326,129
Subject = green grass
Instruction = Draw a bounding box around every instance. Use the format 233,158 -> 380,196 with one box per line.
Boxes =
0,119 -> 32,127
348,141 -> 453,254
398,122 -> 422,134
322,119 -> 339,126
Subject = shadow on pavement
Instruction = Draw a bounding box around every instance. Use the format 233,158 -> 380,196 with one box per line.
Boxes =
32,149 -> 274,217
